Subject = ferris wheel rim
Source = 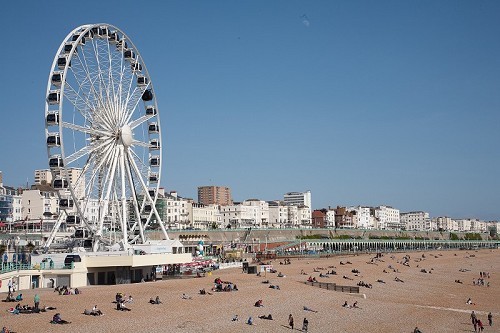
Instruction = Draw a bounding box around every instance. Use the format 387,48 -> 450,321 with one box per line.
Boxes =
44,23 -> 167,251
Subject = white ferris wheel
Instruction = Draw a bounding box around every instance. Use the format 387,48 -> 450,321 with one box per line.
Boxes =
44,23 -> 169,252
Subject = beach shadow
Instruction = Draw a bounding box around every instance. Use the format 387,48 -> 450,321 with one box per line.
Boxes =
279,325 -> 301,331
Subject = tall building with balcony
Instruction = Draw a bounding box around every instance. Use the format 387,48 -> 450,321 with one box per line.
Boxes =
198,186 -> 232,206
192,203 -> 221,230
284,191 -> 311,209
400,211 -> 430,231
373,205 -> 401,230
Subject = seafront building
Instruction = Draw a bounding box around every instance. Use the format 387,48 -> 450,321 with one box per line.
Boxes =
0,172 -> 497,233
400,211 -> 430,231
284,190 -> 311,208
198,185 -> 233,206
0,175 -> 23,225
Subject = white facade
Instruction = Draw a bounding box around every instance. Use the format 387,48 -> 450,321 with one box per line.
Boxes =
192,203 -> 220,230
325,209 -> 336,228
298,205 -> 312,228
268,201 -> 288,228
374,206 -> 401,230
243,199 -> 269,227
400,211 -> 430,231
284,191 -> 312,209
431,216 -> 457,231
160,192 -> 190,229
21,189 -> 59,220
221,203 -> 259,229
348,206 -> 373,229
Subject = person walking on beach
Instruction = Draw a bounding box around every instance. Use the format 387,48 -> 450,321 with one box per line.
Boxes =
471,311 -> 477,332
34,294 -> 40,310
302,317 -> 309,332
488,312 -> 493,326
288,314 -> 294,329
477,319 -> 484,332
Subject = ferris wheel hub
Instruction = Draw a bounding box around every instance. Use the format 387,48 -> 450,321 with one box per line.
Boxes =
120,124 -> 133,147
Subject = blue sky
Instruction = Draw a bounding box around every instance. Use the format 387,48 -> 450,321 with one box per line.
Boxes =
0,1 -> 499,220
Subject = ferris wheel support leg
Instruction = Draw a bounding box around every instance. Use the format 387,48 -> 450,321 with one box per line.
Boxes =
93,148 -> 120,252
124,157 -> 146,242
127,149 -> 169,240
43,213 -> 66,252
119,147 -> 129,243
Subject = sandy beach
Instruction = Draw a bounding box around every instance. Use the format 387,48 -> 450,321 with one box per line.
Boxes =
1,249 -> 498,333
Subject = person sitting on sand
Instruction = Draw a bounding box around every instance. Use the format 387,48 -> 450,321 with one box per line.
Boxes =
254,300 -> 263,307
277,272 -> 285,277
342,301 -> 350,308
259,314 -> 273,320
52,313 -> 71,324
303,306 -> 318,313
247,317 -> 253,325
232,314 -> 239,321
92,305 -> 103,316
15,294 -> 23,301
199,288 -> 207,295
413,327 -> 423,333
118,300 -> 131,311
352,301 -> 359,308
155,296 -> 161,304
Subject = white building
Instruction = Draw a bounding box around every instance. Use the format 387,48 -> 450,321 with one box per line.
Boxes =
284,191 -> 312,209
192,203 -> 221,230
325,209 -> 336,228
268,201 -> 289,228
400,211 -> 430,231
431,216 -> 456,231
348,206 -> 373,229
244,199 -> 269,227
373,205 -> 401,230
298,205 -> 312,228
221,203 -> 259,229
21,186 -> 59,221
159,191 -> 190,229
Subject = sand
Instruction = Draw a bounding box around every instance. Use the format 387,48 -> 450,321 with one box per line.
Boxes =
1,249 -> 498,333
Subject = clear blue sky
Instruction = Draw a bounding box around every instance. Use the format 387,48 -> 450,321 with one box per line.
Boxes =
0,1 -> 499,220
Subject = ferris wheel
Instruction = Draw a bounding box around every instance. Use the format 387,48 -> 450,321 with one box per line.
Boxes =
44,23 -> 169,252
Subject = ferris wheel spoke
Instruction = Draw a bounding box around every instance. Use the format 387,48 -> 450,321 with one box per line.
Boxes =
128,148 -> 150,173
128,114 -> 154,130
131,140 -> 149,148
123,85 -> 149,125
63,82 -> 95,123
61,121 -> 110,137
65,137 -> 113,165
73,42 -> 116,130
